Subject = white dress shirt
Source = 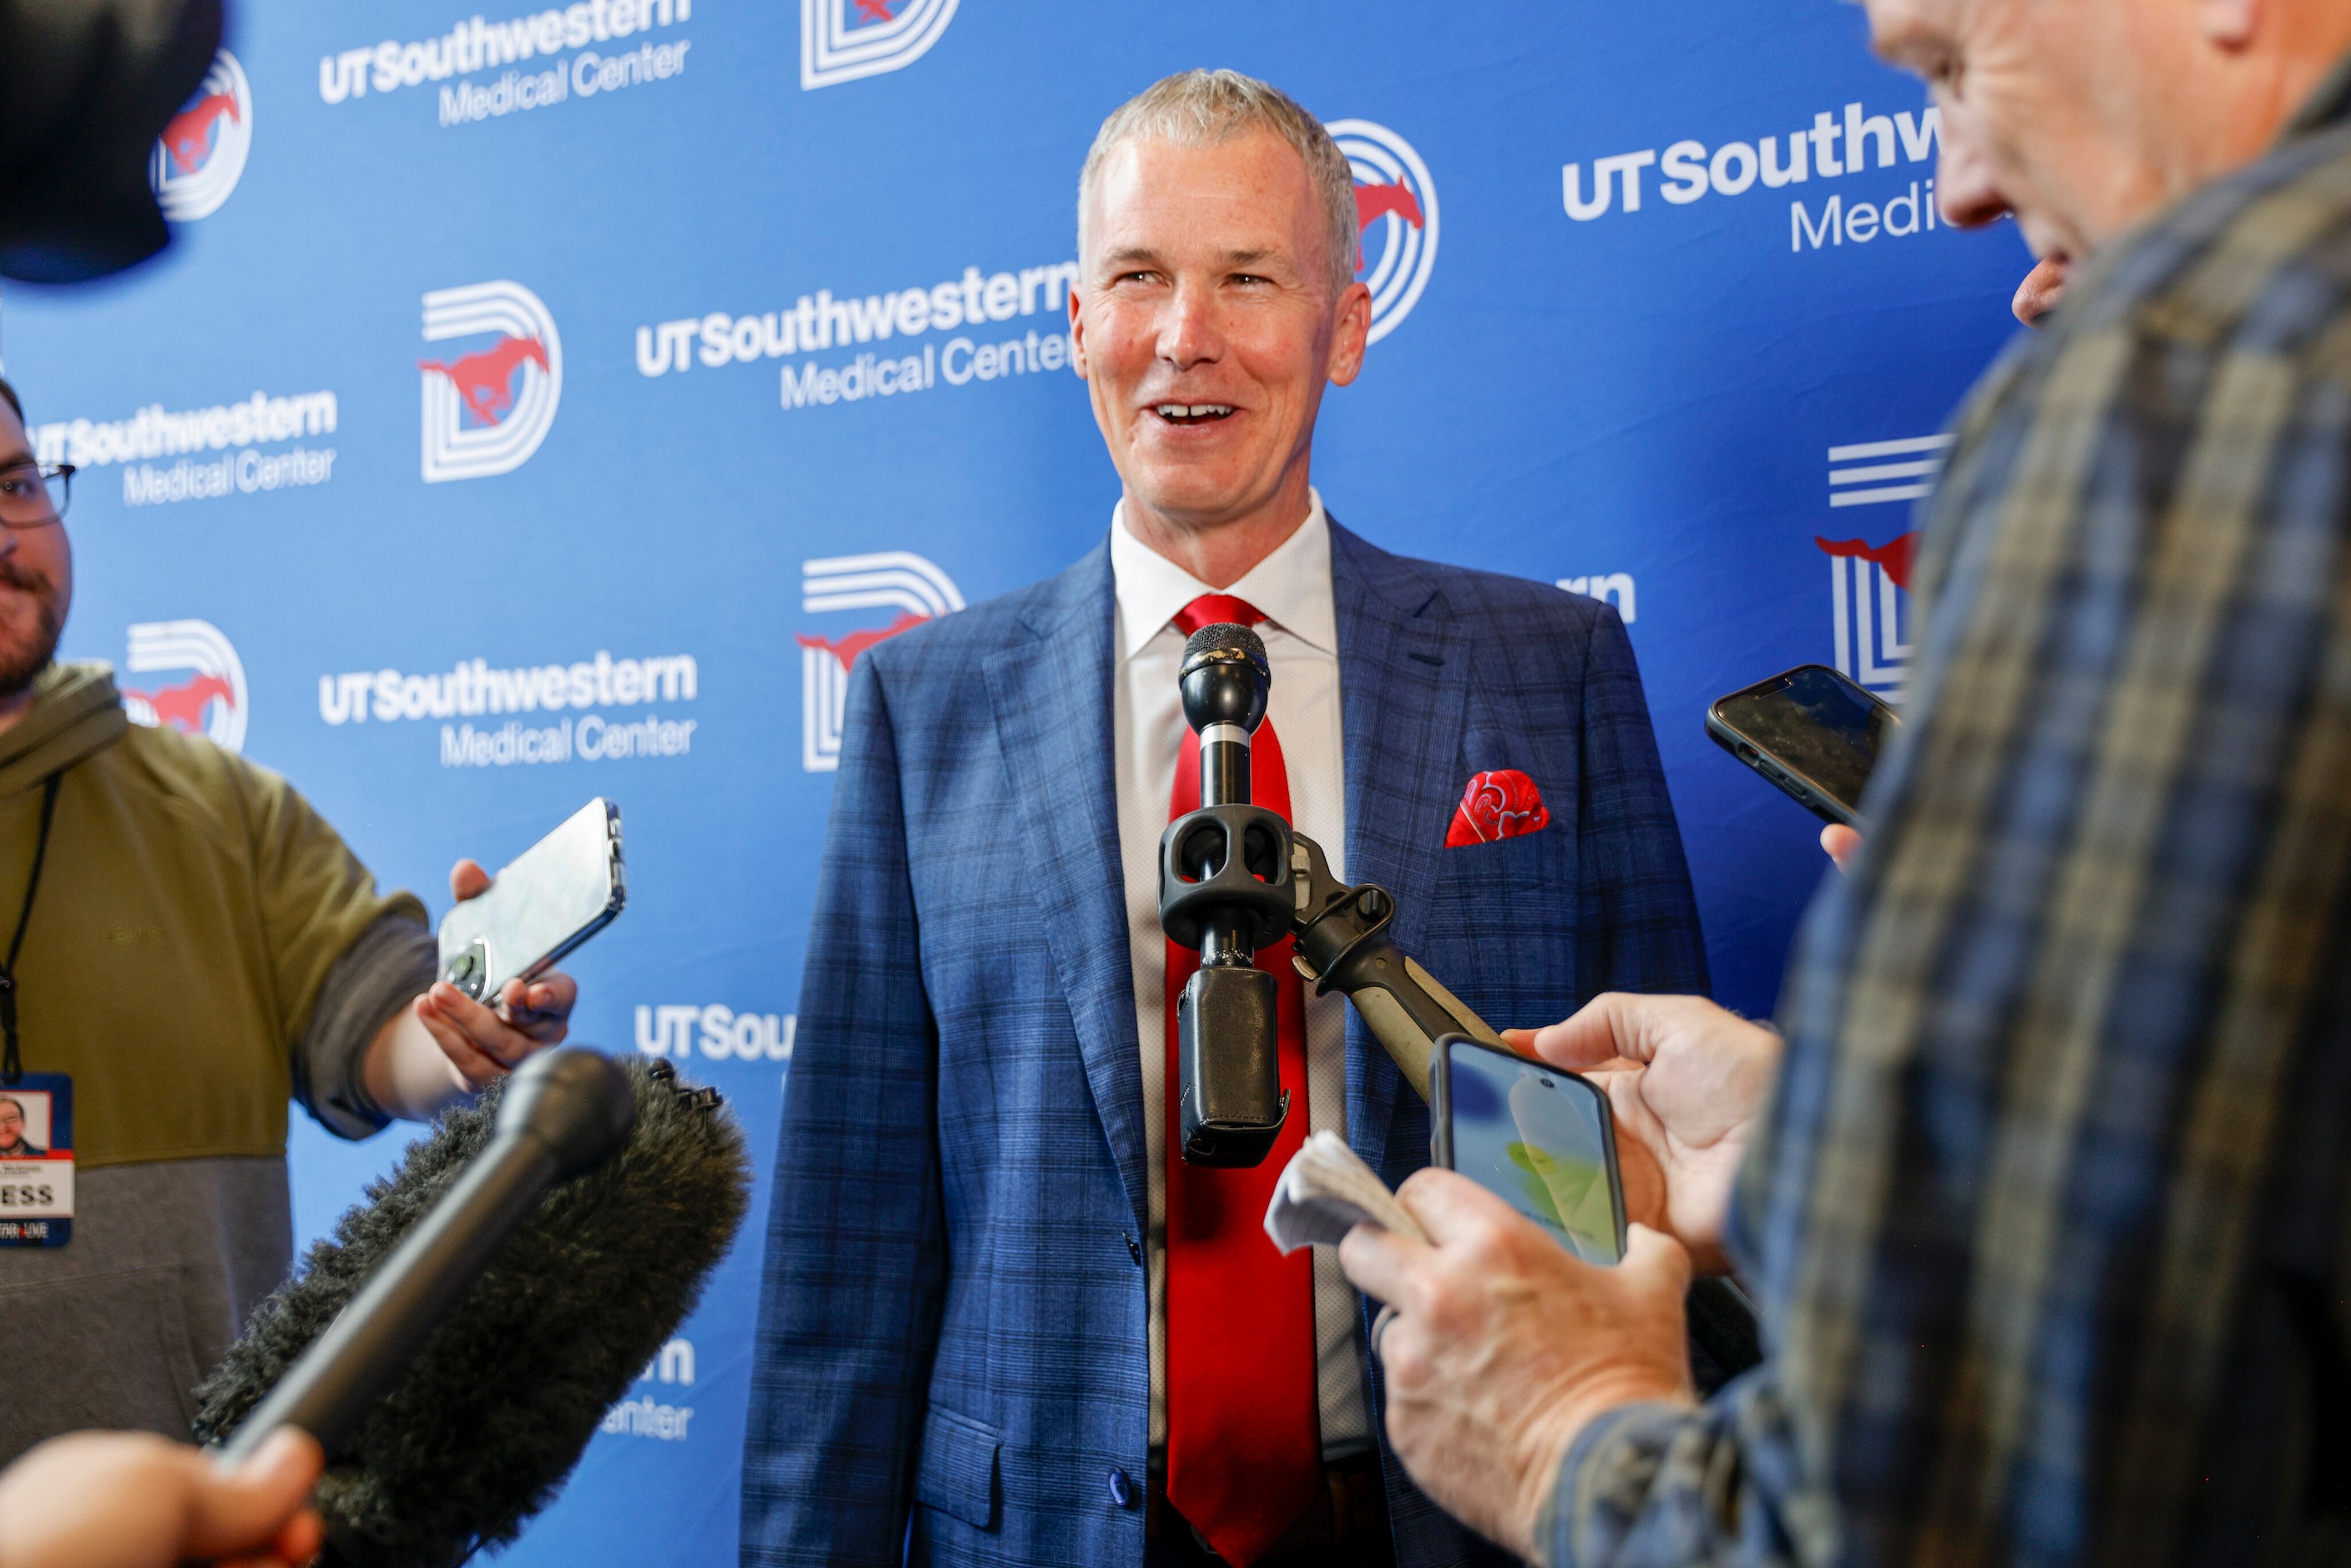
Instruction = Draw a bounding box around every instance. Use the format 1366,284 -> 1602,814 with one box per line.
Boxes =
1110,490 -> 1371,1462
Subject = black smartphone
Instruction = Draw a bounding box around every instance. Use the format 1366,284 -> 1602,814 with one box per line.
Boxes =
1429,1033 -> 1626,1265
1706,663 -> 1899,828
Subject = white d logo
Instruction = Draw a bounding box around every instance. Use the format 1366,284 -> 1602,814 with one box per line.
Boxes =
1327,119 -> 1440,346
418,281 -> 564,484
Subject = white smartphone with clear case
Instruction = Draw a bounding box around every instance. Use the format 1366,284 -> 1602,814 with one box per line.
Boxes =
436,799 -> 625,1005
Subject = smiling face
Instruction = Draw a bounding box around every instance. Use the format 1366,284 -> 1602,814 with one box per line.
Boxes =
0,399 -> 68,711
0,1098 -> 26,1151
1071,130 -> 1371,580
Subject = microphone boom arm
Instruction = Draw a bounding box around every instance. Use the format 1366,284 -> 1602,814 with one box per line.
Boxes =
1145,613 -> 1761,1404
1159,713 -> 1769,1378
1153,617 -> 1503,1148
1159,802 -> 1507,1109
1282,831 -> 1505,1102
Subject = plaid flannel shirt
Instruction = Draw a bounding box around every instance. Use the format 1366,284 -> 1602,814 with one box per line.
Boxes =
1545,56 -> 2351,1568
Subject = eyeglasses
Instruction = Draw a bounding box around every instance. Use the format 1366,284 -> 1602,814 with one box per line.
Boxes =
0,461 -> 72,529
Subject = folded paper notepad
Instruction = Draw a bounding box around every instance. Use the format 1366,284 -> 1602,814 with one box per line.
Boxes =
1263,1130 -> 1429,1253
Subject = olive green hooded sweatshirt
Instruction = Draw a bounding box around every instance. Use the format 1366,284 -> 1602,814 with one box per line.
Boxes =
0,662 -> 428,1459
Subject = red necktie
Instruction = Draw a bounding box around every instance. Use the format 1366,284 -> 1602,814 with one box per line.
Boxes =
1163,594 -> 1320,1565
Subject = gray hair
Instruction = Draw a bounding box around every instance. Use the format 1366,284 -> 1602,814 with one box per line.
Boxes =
1078,68 -> 1359,300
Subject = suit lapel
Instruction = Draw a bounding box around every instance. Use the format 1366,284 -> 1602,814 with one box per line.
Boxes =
1328,521 -> 1473,1180
983,544 -> 1151,1231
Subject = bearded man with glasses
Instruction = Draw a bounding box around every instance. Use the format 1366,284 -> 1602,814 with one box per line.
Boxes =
0,443 -> 72,700
0,458 -> 72,524
0,376 -> 585,1464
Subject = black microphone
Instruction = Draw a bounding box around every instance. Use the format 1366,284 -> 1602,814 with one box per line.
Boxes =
0,0 -> 225,281
1160,622 -> 1294,1166
194,1051 -> 749,1567
213,1049 -> 635,1465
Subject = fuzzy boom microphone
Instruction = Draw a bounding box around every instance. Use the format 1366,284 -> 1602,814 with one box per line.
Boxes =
192,1051 -> 751,1568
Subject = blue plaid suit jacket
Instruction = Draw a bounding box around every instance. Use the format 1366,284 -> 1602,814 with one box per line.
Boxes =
740,520 -> 1708,1567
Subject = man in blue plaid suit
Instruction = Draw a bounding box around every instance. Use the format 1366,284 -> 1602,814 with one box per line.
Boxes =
739,71 -> 1706,1568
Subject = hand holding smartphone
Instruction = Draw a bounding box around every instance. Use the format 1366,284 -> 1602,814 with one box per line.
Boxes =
1706,663 -> 1898,828
1428,1030 -> 1767,1378
437,799 -> 625,1009
1429,1032 -> 1625,1265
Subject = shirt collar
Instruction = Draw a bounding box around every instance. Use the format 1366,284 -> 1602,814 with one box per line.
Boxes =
1109,488 -> 1337,661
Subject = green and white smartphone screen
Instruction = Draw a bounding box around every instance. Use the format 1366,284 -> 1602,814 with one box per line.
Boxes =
1430,1034 -> 1626,1265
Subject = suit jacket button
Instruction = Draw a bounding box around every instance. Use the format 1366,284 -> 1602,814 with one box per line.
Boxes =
1108,1466 -> 1136,1509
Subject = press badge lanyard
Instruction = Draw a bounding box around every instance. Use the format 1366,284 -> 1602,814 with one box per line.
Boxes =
0,771 -> 62,1086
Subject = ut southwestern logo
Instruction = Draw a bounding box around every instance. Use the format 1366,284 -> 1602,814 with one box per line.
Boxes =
636,1004 -> 794,1063
419,281 -> 562,483
150,51 -> 251,222
797,553 -> 962,771
1817,433 -> 1952,701
801,0 -> 957,89
1329,119 -> 1438,346
122,620 -> 247,753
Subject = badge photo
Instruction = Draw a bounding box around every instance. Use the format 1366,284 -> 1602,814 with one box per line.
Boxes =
0,1073 -> 74,1247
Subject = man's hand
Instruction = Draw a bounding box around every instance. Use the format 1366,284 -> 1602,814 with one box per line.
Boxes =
411,858 -> 577,1085
1820,823 -> 1862,872
361,859 -> 578,1120
1339,1173 -> 1696,1561
2013,253 -> 2070,326
1504,993 -> 1781,1275
0,1428 -> 324,1568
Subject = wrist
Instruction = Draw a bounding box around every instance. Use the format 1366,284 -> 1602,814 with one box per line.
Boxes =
358,1003 -> 409,1115
1506,1373 -> 1696,1563
364,1002 -> 469,1121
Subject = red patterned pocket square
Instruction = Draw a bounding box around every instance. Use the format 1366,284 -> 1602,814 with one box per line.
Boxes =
1447,770 -> 1550,847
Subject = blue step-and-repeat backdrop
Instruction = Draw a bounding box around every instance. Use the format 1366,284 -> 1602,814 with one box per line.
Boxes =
8,2 -> 2027,1559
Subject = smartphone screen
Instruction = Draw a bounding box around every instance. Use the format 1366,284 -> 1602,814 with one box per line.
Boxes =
1711,664 -> 1893,817
1436,1038 -> 1624,1265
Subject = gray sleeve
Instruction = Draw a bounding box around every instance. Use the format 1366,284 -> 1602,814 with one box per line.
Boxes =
291,912 -> 437,1141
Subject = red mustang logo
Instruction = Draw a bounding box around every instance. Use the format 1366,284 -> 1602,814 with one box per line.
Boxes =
125,673 -> 233,734
162,92 -> 240,175
852,0 -> 897,20
796,611 -> 927,671
1354,182 -> 1425,272
1354,182 -> 1424,231
1816,532 -> 1917,592
418,336 -> 550,427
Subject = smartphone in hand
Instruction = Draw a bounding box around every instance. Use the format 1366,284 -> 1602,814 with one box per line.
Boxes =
1706,662 -> 1898,828
1429,1033 -> 1625,1265
437,798 -> 625,1007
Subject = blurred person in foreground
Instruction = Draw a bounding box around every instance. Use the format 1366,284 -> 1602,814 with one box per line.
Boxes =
0,1428 -> 321,1568
1339,0 -> 2351,1563
0,377 -> 576,1463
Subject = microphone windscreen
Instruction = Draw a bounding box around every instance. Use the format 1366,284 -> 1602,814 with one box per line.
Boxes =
192,1058 -> 750,1568
1178,623 -> 1272,735
1181,620 -> 1268,673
